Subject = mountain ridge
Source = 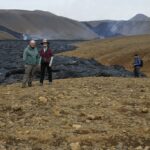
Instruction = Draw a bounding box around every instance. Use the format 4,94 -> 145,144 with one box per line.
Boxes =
0,9 -> 99,40
130,14 -> 150,21
83,14 -> 150,38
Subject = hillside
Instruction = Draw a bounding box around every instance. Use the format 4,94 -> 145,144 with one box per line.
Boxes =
84,14 -> 150,38
0,31 -> 17,40
130,14 -> 150,21
0,77 -> 149,149
0,9 -> 98,40
61,35 -> 150,76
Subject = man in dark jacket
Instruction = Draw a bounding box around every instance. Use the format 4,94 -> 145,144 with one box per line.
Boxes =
39,39 -> 53,85
133,54 -> 142,77
22,40 -> 39,88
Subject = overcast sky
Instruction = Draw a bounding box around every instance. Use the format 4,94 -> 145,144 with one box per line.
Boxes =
0,0 -> 150,21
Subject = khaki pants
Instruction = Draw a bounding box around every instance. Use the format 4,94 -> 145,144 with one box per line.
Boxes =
22,65 -> 37,86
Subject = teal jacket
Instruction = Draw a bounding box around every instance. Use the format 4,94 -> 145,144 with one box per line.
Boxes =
23,46 -> 39,65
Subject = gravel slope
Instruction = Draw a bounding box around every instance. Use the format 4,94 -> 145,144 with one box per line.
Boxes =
0,77 -> 149,149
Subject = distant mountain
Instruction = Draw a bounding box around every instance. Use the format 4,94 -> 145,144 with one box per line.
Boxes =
130,14 -> 150,21
0,10 -> 98,40
0,31 -> 17,40
83,14 -> 150,38
0,25 -> 23,39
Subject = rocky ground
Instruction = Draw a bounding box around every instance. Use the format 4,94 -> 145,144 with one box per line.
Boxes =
0,77 -> 149,150
0,40 -> 138,84
61,35 -> 150,77
0,40 -> 78,54
0,40 -> 77,83
2,55 -> 135,84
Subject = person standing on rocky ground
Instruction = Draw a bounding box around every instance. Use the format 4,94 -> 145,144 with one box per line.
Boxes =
133,54 -> 143,77
22,40 -> 39,88
39,39 -> 53,86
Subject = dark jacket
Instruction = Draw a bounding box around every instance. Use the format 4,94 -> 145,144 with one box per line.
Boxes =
39,48 -> 53,64
134,56 -> 141,67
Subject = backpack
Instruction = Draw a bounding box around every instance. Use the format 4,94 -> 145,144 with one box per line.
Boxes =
140,59 -> 143,67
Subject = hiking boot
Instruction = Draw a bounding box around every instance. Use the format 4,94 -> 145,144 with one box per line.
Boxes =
39,83 -> 43,86
22,84 -> 26,88
28,82 -> 32,87
49,82 -> 52,85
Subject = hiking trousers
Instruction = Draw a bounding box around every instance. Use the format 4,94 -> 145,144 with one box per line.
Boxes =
22,65 -> 37,86
134,66 -> 141,77
40,62 -> 52,84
